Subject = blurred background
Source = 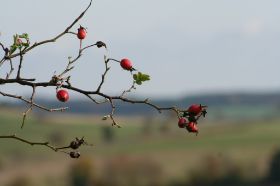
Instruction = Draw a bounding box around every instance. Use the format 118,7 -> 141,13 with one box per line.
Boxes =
1,0 -> 280,185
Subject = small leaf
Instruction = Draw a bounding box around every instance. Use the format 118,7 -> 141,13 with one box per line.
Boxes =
22,43 -> 29,47
133,74 -> 138,81
140,74 -> 150,81
135,80 -> 142,85
19,33 -> 29,39
13,35 -> 18,44
9,45 -> 17,54
133,72 -> 150,85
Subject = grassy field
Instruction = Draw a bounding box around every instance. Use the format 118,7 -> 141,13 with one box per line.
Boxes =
0,107 -> 280,185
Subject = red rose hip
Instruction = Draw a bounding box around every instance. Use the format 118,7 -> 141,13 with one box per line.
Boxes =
187,104 -> 202,116
120,58 -> 133,70
77,26 -> 87,40
56,89 -> 69,102
186,122 -> 198,133
178,117 -> 187,128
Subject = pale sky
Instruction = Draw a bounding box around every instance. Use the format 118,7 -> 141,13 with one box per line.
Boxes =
1,0 -> 280,98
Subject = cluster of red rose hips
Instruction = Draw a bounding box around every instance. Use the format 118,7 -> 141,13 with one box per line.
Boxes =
55,26 -> 135,103
178,104 -> 207,135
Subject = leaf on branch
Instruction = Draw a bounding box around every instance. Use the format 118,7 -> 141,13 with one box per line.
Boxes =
9,45 -> 17,55
133,72 -> 150,85
9,33 -> 30,54
13,34 -> 17,44
19,33 -> 29,39
22,43 -> 29,47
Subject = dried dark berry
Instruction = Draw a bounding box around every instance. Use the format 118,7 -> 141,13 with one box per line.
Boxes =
69,151 -> 80,159
70,141 -> 80,149
96,41 -> 107,48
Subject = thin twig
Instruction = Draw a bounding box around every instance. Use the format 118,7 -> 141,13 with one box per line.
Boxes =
108,98 -> 121,128
5,58 -> 14,79
0,134 -> 58,151
96,56 -> 110,92
121,81 -> 136,97
16,48 -> 23,79
21,86 -> 36,128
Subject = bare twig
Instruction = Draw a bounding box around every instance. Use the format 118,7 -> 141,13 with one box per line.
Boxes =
5,58 -> 14,79
21,86 -> 36,128
0,134 -> 59,151
108,98 -> 121,128
96,56 -> 110,92
121,81 -> 136,97
16,48 -> 24,79
0,134 -> 92,153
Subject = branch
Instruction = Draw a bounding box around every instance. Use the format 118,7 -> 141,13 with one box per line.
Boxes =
0,134 -> 59,152
0,135 -> 93,156
16,48 -> 24,79
0,0 -> 208,156
5,58 -> 14,79
7,0 -> 93,59
96,56 -> 110,92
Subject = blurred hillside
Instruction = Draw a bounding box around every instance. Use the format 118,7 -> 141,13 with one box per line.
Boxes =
1,91 -> 280,121
1,92 -> 280,185
0,106 -> 280,185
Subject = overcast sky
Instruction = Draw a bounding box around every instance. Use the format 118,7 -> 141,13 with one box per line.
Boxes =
1,0 -> 280,98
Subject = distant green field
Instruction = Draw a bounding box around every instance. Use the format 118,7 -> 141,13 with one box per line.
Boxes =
0,108 -> 280,185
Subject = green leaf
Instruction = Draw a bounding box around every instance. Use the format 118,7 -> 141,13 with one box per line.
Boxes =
135,80 -> 142,85
13,35 -> 18,44
140,74 -> 150,81
19,33 -> 29,39
133,74 -> 138,81
22,43 -> 29,47
9,45 -> 17,54
133,72 -> 150,85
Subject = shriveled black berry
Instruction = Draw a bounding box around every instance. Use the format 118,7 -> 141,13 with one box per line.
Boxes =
96,41 -> 107,48
70,141 -> 80,149
69,151 -> 80,159
77,138 -> 85,145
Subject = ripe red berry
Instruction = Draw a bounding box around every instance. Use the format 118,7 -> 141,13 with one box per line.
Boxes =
187,104 -> 202,116
77,26 -> 87,40
178,117 -> 187,128
120,58 -> 133,70
186,122 -> 198,133
56,89 -> 69,102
